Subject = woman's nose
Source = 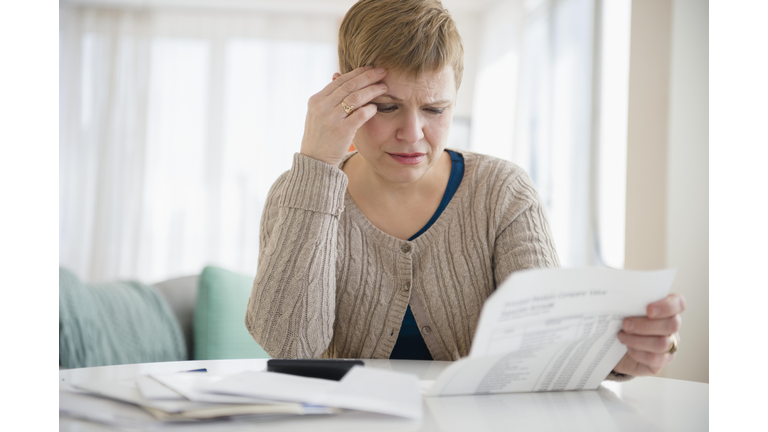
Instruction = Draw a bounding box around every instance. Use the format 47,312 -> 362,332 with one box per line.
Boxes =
396,111 -> 424,144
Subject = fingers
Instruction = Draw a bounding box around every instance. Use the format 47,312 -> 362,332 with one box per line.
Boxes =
343,103 -> 378,131
647,293 -> 686,319
319,65 -> 372,96
329,67 -> 387,104
626,347 -> 675,374
339,82 -> 388,116
332,73 -> 341,81
618,331 -> 678,354
623,314 -> 681,336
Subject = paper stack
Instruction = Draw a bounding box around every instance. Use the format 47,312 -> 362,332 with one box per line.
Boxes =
60,366 -> 423,428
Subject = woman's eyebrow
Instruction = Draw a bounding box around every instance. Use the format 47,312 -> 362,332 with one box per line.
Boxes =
377,94 -> 451,105
378,94 -> 403,101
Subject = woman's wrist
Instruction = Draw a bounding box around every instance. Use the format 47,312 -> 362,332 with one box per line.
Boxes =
279,153 -> 349,216
299,150 -> 343,169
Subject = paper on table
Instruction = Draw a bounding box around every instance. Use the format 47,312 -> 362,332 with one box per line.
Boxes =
136,375 -> 184,400
142,402 -> 336,421
69,378 -> 320,421
70,378 -> 217,414
319,366 -> 423,420
427,268 -> 676,396
196,370 -> 340,404
199,368 -> 423,420
150,372 -> 288,405
60,389 -> 163,428
419,380 -> 436,395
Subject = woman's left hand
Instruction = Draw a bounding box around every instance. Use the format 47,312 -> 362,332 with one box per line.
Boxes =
613,293 -> 686,376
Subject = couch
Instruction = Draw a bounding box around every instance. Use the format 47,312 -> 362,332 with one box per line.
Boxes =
59,266 -> 270,369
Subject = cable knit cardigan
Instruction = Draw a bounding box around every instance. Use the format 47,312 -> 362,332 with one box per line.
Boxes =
245,149 -> 631,382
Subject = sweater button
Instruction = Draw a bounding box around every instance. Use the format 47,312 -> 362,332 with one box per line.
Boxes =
422,326 -> 431,334
401,244 -> 411,253
404,282 -> 411,291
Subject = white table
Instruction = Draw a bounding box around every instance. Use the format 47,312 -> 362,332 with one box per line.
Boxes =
59,359 -> 708,431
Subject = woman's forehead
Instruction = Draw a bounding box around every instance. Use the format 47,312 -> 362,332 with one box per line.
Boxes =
378,67 -> 456,103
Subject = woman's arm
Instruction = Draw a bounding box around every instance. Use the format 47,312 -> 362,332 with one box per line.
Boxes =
491,170 -> 560,285
245,66 -> 388,358
245,154 -> 348,359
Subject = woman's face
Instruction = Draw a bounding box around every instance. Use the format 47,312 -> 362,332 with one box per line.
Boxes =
352,66 -> 457,185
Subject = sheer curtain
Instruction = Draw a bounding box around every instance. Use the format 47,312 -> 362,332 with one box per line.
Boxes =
471,0 -> 604,268
60,0 -> 620,282
59,6 -> 339,283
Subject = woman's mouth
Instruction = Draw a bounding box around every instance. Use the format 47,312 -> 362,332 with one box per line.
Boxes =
388,153 -> 425,165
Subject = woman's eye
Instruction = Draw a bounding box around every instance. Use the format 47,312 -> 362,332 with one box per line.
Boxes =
376,104 -> 397,113
427,108 -> 444,115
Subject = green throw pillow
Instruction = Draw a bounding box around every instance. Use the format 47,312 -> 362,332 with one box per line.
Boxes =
194,266 -> 270,360
59,268 -> 187,368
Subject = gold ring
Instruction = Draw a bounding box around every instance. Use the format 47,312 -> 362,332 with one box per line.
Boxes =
666,334 -> 678,355
341,100 -> 355,115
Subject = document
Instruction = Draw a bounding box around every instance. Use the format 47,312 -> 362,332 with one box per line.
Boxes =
426,268 -> 675,396
150,372 -> 286,405
65,368 -> 422,422
135,375 -> 185,400
62,384 -> 329,425
200,367 -> 423,419
66,377 -> 329,421
319,366 -> 422,420
195,370 -> 340,404
71,378 -> 217,414
60,388 -> 161,428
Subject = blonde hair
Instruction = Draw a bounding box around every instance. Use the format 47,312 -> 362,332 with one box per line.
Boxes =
338,0 -> 464,89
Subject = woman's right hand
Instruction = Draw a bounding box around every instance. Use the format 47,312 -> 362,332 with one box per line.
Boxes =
300,65 -> 388,167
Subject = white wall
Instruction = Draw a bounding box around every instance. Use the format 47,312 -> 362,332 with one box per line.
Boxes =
662,0 -> 709,383
624,0 -> 672,272
624,0 -> 708,383
450,9 -> 482,119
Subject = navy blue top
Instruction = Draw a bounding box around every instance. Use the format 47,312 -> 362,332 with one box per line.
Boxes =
389,150 -> 465,360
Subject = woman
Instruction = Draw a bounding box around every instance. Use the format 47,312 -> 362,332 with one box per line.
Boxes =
246,0 -> 684,380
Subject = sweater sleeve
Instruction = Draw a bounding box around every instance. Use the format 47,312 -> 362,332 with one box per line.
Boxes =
491,170 -> 560,285
245,153 -> 348,359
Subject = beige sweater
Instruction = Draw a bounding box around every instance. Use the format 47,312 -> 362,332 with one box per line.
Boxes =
246,148 -> 563,358
246,150 -> 632,382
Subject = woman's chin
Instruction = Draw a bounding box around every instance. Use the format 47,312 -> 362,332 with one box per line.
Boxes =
377,166 -> 426,185
354,151 -> 432,185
